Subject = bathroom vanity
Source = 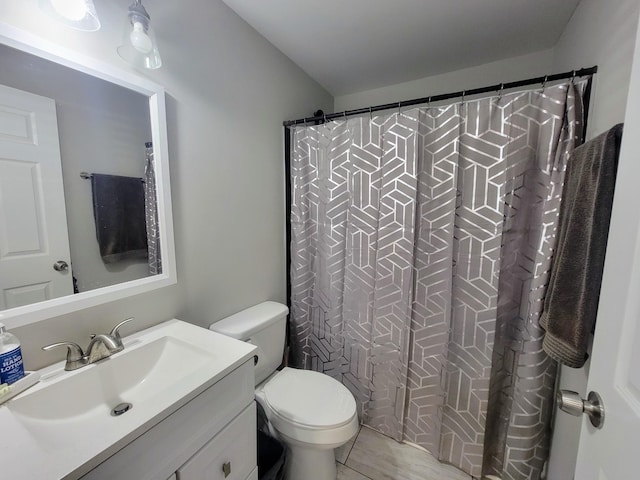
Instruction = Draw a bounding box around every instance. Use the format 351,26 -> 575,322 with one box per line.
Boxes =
83,360 -> 257,480
0,320 -> 258,480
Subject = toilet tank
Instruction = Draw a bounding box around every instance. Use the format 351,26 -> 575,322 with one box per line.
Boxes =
209,301 -> 288,385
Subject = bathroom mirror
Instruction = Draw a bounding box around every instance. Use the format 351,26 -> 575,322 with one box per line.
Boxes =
0,26 -> 176,329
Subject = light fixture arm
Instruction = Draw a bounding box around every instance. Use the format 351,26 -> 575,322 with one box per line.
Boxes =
127,0 -> 151,31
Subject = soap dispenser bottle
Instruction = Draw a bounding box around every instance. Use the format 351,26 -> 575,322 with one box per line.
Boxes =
0,323 -> 25,385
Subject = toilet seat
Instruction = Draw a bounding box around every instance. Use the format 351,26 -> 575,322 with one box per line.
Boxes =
258,367 -> 358,446
263,367 -> 356,428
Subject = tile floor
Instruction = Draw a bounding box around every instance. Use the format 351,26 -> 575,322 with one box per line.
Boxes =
335,426 -> 471,480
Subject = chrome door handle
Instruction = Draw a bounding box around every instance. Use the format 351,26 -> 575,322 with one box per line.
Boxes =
53,260 -> 69,271
557,390 -> 605,429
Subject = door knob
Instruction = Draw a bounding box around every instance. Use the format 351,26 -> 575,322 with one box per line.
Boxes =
53,260 -> 69,271
557,390 -> 605,429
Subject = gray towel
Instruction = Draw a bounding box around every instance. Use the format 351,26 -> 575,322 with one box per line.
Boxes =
91,174 -> 148,264
540,123 -> 623,367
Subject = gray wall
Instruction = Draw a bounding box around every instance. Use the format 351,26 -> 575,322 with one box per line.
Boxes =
553,0 -> 639,139
2,0 -> 332,369
334,49 -> 555,111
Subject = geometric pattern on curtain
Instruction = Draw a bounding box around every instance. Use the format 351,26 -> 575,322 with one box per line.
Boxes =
290,111 -> 418,437
480,83 -> 584,479
144,142 -> 162,275
289,81 -> 586,479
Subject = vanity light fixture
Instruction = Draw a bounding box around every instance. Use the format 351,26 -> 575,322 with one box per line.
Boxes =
117,0 -> 162,70
39,0 -> 101,31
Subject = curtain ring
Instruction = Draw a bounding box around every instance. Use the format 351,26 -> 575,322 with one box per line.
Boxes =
571,70 -> 576,83
541,75 -> 548,93
304,117 -> 308,128
343,111 -> 348,122
427,96 -> 432,108
498,83 -> 504,100
323,113 -> 327,124
397,101 -> 402,116
461,90 -> 466,105
369,106 -> 373,121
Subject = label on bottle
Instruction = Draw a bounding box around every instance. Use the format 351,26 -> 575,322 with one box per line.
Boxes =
0,346 -> 25,385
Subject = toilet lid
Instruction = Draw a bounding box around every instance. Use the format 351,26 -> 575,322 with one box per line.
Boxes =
263,368 -> 356,428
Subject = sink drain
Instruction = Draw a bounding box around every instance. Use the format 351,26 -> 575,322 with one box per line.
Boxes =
111,402 -> 133,416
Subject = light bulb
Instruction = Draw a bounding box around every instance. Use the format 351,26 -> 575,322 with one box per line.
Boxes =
130,22 -> 153,54
50,0 -> 88,21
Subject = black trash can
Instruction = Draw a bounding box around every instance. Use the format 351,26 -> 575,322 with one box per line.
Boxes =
257,430 -> 286,480
256,402 -> 286,480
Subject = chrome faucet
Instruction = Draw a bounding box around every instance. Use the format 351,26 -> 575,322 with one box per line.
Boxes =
42,318 -> 134,371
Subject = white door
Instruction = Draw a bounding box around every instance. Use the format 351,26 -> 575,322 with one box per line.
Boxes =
574,21 -> 640,480
0,84 -> 73,309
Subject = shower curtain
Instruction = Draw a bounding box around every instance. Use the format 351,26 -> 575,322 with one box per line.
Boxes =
144,142 -> 162,275
288,81 -> 587,479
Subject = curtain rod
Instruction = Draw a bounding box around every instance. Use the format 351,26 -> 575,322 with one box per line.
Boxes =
283,66 -> 598,127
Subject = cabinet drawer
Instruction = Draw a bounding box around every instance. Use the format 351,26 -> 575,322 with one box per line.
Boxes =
177,404 -> 256,480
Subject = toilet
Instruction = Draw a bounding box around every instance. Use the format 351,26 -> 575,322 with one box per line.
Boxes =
209,301 -> 358,480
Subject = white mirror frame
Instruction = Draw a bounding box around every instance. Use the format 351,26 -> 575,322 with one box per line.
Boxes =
0,24 -> 176,329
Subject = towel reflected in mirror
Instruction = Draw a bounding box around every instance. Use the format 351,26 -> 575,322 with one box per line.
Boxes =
90,173 -> 148,264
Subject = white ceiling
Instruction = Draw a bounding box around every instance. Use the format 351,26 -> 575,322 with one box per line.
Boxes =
221,0 -> 581,96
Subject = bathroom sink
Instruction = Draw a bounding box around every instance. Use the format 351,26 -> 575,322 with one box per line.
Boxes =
10,336 -> 213,422
0,319 -> 256,479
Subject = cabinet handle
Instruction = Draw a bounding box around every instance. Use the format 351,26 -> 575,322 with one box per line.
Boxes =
222,461 -> 231,477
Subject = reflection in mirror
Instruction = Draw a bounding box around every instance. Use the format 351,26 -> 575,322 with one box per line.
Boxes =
0,42 -> 161,312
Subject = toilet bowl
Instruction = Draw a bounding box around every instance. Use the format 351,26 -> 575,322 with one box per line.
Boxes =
209,301 -> 358,480
257,367 -> 358,480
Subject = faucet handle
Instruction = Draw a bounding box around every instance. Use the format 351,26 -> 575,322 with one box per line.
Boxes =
110,317 -> 134,343
42,342 -> 85,362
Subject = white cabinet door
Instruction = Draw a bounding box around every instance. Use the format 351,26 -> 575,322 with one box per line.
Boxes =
574,15 -> 640,480
0,84 -> 73,309
177,404 -> 256,480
